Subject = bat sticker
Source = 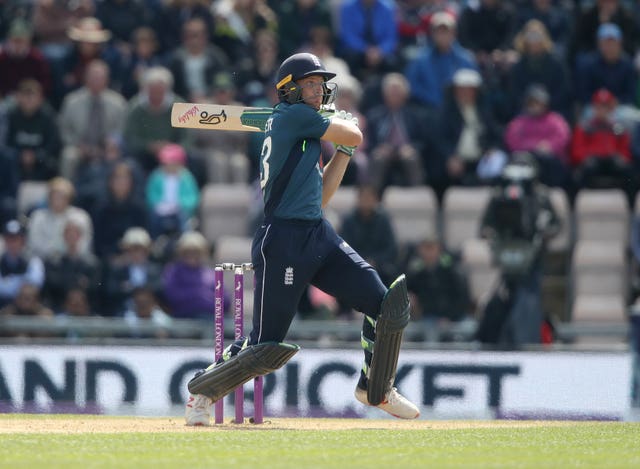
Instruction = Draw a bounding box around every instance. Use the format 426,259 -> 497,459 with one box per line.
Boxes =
199,109 -> 228,125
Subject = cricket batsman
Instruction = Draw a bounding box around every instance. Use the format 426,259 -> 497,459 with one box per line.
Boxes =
186,52 -> 419,425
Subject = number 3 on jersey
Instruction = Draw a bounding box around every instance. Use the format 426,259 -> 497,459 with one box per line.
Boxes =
259,135 -> 272,189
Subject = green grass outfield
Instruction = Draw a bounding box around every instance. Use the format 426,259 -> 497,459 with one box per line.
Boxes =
1,415 -> 639,469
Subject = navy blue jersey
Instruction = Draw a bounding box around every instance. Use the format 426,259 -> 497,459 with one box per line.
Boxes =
259,102 -> 331,220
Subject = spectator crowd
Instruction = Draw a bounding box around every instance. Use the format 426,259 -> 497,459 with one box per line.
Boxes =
2,0 -> 640,343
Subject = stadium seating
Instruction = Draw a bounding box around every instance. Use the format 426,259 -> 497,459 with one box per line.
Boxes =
441,186 -> 492,253
200,184 -> 252,243
460,237 -> 499,308
324,186 -> 357,231
570,240 -> 627,324
382,186 -> 438,246
17,181 -> 48,216
574,189 -> 630,245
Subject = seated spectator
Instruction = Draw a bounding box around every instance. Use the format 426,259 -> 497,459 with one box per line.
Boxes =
507,19 -> 572,121
306,26 -> 352,87
0,153 -> 18,226
0,283 -> 53,320
366,72 -> 427,191
505,84 -> 572,190
0,220 -> 45,308
5,79 -> 61,181
0,18 -> 52,100
275,0 -> 334,59
571,88 -> 634,201
154,0 -> 215,55
396,0 -> 460,58
404,11 -> 476,110
27,177 -> 93,260
570,0 -> 637,64
457,0 -> 516,66
406,235 -> 472,341
211,0 -> 277,67
103,227 -> 162,316
167,16 -> 230,103
123,286 -> 173,338
120,27 -> 165,99
437,68 -> 504,188
123,66 -> 190,173
575,23 -> 637,107
337,0 -> 398,82
514,0 -> 570,59
162,230 -> 215,319
43,217 -> 100,312
146,143 -> 199,238
58,59 -> 127,181
191,72 -> 250,184
236,28 -> 280,105
92,161 -> 147,259
339,184 -> 398,285
61,17 -> 124,97
95,0 -> 151,56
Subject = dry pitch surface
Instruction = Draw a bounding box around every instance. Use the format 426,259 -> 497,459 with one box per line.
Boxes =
0,415 -> 579,433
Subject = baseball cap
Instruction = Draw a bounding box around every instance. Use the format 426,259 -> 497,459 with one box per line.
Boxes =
3,219 -> 26,237
525,84 -> 550,104
158,143 -> 186,165
452,68 -> 482,87
592,88 -> 617,106
8,18 -> 32,38
597,23 -> 622,41
431,11 -> 456,29
120,227 -> 151,249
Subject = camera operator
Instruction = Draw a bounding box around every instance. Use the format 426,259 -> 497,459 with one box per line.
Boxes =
476,152 -> 560,347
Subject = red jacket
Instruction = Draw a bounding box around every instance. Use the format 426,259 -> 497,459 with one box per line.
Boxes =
570,119 -> 631,167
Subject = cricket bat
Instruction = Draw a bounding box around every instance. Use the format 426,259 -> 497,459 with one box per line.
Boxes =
171,102 -> 274,132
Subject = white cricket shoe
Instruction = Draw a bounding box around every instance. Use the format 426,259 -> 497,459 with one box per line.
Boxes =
355,386 -> 420,420
185,393 -> 212,426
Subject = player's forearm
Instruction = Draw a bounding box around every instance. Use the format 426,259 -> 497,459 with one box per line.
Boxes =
321,151 -> 351,208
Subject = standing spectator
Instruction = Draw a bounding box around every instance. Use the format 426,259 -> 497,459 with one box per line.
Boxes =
365,72 -> 427,191
571,88 -> 634,200
58,59 -> 128,181
191,73 -> 250,184
5,79 -> 61,181
0,220 -> 45,308
0,18 -> 52,100
27,177 -> 93,260
570,0 -> 637,64
505,84 -> 572,190
575,23 -> 637,107
167,17 -> 229,103
514,0 -> 571,59
404,11 -> 476,110
339,184 -> 398,285
507,19 -> 572,121
103,227 -> 162,316
43,216 -> 100,312
61,17 -> 124,97
406,235 -> 471,341
275,0 -> 334,59
120,26 -> 165,99
437,68 -> 504,188
91,161 -> 147,259
162,230 -> 215,319
338,0 -> 398,82
146,143 -> 199,238
123,66 -> 190,173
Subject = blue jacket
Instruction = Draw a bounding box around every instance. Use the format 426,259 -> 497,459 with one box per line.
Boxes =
576,52 -> 637,105
404,43 -> 477,108
339,0 -> 397,56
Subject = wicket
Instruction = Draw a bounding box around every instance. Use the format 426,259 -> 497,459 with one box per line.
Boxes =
213,262 -> 263,424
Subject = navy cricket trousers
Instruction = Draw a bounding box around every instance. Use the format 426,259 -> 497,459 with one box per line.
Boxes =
250,217 -> 387,344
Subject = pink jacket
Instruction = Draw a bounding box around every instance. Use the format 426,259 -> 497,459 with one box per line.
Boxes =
505,112 -> 571,161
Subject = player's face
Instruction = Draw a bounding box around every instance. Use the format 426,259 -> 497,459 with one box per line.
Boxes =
297,75 -> 325,110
